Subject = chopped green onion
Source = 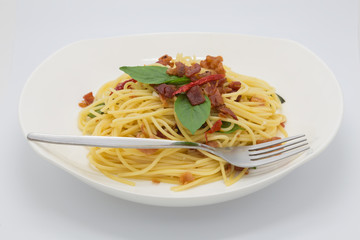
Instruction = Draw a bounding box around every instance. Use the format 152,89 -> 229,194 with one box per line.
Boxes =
88,103 -> 105,118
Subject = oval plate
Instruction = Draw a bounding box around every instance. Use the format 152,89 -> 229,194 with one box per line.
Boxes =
19,33 -> 343,206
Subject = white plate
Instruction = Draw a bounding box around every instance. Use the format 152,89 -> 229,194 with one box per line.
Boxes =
19,33 -> 343,207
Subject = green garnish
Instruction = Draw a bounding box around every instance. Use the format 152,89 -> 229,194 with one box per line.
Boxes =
219,121 -> 244,134
88,103 -> 105,118
276,93 -> 285,104
119,66 -> 191,85
174,94 -> 211,134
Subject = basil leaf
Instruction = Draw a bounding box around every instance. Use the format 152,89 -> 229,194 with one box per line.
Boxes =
88,103 -> 105,118
119,66 -> 190,85
220,121 -> 244,134
174,94 -> 211,134
166,76 -> 191,85
276,93 -> 285,104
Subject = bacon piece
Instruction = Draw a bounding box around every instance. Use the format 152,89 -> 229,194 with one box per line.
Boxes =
225,164 -> 248,174
234,166 -> 245,171
197,70 -> 212,79
206,141 -> 220,148
83,92 -> 94,104
250,96 -> 265,102
202,80 -> 237,119
203,82 -> 226,106
203,82 -> 216,95
172,74 -> 225,96
280,122 -> 286,128
220,87 -> 233,94
205,119 -> 222,143
189,70 -> 213,82
115,79 -> 137,91
217,105 -> 238,120
214,76 -> 231,93
186,85 -> 205,106
229,81 -> 241,91
200,55 -> 226,74
235,95 -> 242,102
189,75 -> 198,82
79,92 -> 95,108
154,84 -> 177,98
158,95 -> 168,107
208,89 -> 224,107
175,62 -> 186,77
202,79 -> 237,119
215,65 -> 225,74
179,172 -> 195,185
79,102 -> 87,108
156,54 -> 174,67
140,124 -> 147,136
152,179 -> 161,184
136,131 -> 158,154
206,77 -> 227,88
168,62 -> 201,78
217,77 -> 227,87
166,62 -> 186,77
250,96 -> 265,106
156,129 -> 167,139
225,164 -> 232,174
185,63 -> 201,77
136,132 -> 145,138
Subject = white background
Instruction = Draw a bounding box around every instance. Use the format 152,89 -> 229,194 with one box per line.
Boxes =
1,0 -> 359,239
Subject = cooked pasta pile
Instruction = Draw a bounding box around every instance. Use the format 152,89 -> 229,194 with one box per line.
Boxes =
78,54 -> 287,191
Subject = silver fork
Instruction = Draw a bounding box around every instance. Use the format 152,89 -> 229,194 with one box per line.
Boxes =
27,133 -> 309,168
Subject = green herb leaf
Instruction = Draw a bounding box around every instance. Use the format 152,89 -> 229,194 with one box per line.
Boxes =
166,76 -> 191,85
119,66 -> 190,85
276,93 -> 285,104
219,121 -> 244,134
174,94 -> 211,134
88,103 -> 105,118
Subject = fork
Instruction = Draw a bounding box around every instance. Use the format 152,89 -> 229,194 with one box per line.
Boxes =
27,133 -> 309,168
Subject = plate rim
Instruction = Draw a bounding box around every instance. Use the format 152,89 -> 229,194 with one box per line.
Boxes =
18,32 -> 344,206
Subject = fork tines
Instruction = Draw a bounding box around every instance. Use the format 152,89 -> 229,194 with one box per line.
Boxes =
248,134 -> 310,162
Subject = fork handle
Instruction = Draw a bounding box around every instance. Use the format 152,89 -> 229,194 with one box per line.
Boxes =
27,132 -> 214,152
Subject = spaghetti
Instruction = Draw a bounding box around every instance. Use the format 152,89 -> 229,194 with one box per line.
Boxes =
78,54 -> 287,191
